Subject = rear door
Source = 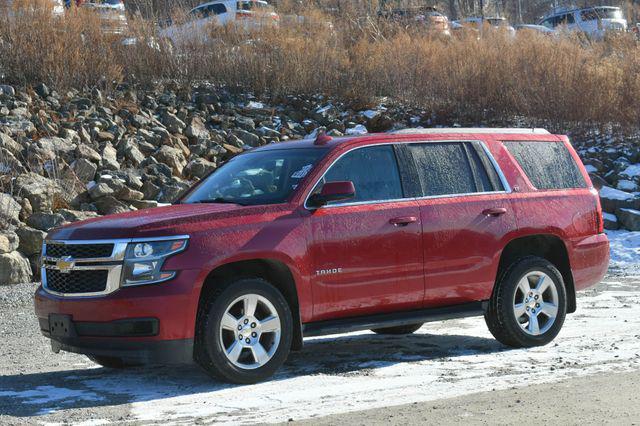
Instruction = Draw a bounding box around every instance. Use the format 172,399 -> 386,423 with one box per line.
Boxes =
398,140 -> 518,307
307,144 -> 424,321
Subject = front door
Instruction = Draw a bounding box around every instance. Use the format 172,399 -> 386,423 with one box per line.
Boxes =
307,145 -> 424,321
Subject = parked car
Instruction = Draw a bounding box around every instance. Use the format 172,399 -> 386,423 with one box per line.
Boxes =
514,24 -> 556,36
159,0 -> 279,46
538,6 -> 627,39
35,128 -> 609,384
1,0 -> 64,16
453,16 -> 516,37
378,6 -> 451,36
79,0 -> 128,35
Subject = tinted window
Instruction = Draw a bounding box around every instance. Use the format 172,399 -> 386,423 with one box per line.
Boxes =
319,145 -> 403,203
504,141 -> 586,190
407,142 -> 502,197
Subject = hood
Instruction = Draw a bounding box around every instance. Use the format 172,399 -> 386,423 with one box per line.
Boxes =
47,203 -> 250,241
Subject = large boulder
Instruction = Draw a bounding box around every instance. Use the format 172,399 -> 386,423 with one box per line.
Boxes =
232,129 -> 260,147
71,158 -> 98,183
12,173 -> 60,213
185,116 -> 209,140
0,251 -> 33,285
616,208 -> 640,231
599,186 -> 640,213
184,158 -> 216,179
26,212 -> 66,231
163,112 -> 186,134
0,193 -> 21,224
154,145 -> 187,176
0,132 -> 23,156
0,230 -> 19,254
15,226 -> 46,256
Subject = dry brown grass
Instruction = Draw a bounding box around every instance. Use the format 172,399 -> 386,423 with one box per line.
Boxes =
2,1 -> 640,128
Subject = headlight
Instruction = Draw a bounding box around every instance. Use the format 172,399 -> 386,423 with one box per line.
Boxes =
122,238 -> 188,286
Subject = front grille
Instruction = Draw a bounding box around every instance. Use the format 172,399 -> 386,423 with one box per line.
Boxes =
45,269 -> 109,294
46,243 -> 114,259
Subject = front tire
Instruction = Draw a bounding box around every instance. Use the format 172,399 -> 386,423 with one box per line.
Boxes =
196,278 -> 293,384
485,256 -> 567,348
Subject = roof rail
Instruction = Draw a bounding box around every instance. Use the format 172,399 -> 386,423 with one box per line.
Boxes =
392,128 -> 550,135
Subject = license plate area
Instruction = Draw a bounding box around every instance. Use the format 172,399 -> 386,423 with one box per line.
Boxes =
49,314 -> 76,338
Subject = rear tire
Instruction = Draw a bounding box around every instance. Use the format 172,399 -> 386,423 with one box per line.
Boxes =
485,256 -> 567,348
371,323 -> 423,335
195,278 -> 293,384
87,355 -> 141,369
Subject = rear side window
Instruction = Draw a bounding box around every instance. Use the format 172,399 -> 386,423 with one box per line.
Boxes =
405,142 -> 504,197
319,145 -> 403,203
503,141 -> 586,190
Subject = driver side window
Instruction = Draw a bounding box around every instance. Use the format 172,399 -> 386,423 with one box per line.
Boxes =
316,145 -> 404,204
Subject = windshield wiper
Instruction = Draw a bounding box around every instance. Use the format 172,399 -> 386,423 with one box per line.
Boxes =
192,198 -> 248,206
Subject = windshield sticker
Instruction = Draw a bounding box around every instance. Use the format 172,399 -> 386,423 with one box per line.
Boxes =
291,164 -> 313,179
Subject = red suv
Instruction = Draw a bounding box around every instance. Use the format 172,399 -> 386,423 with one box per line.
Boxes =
35,128 -> 610,383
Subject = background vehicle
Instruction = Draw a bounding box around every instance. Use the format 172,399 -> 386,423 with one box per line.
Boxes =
34,129 -> 609,384
378,6 -> 451,36
1,0 -> 64,16
79,0 -> 127,35
159,0 -> 279,46
538,6 -> 627,39
453,16 -> 516,37
514,24 -> 556,36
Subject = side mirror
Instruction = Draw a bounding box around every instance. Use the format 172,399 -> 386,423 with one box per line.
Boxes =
308,181 -> 356,208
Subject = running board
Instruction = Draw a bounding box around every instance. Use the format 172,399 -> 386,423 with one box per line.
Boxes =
302,301 -> 488,337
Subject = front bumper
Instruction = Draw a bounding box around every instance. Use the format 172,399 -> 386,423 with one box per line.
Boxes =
34,268 -> 202,364
40,315 -> 193,364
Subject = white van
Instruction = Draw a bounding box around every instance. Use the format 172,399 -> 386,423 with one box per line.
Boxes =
538,6 -> 627,39
159,0 -> 279,46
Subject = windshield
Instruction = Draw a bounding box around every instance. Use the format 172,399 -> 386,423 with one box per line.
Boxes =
581,7 -> 623,21
488,18 -> 508,26
237,1 -> 273,12
182,148 -> 327,206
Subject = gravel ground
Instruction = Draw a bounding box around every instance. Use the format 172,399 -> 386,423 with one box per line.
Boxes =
1,273 -> 639,425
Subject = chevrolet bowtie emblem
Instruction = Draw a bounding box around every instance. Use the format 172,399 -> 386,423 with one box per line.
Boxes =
56,257 -> 75,274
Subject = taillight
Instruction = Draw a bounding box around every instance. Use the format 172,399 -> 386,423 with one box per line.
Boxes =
593,189 -> 605,234
236,11 -> 251,20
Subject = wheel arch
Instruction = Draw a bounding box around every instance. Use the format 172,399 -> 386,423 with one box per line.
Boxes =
196,258 -> 304,351
496,234 -> 576,313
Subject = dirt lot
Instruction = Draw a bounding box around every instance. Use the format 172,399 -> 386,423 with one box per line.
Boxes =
1,270 -> 639,425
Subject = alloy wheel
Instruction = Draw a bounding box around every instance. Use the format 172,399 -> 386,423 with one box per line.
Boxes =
513,271 -> 559,336
219,294 -> 282,370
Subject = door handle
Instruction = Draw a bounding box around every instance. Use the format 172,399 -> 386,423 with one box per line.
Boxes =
482,207 -> 507,217
389,216 -> 418,227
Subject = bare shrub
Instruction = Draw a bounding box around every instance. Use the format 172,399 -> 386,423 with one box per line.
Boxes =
2,1 -> 640,128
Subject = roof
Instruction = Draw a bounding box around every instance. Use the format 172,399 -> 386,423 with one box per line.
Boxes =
393,127 -> 550,135
252,128 -> 552,152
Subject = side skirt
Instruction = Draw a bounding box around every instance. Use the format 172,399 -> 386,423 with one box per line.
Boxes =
302,301 -> 488,337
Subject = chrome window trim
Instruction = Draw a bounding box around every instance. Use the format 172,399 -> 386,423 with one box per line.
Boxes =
304,140 -> 512,210
41,235 -> 190,298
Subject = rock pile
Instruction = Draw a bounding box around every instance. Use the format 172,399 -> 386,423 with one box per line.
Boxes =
1,83 -> 639,285
0,83 -> 422,284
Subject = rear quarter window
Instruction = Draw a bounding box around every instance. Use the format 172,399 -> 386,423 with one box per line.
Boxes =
503,141 -> 586,190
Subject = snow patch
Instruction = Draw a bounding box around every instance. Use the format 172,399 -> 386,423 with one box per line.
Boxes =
345,125 -> 368,135
617,180 -> 638,192
621,163 -> 640,178
584,164 -> 598,173
607,230 -> 640,273
246,101 -> 265,109
600,186 -> 634,201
